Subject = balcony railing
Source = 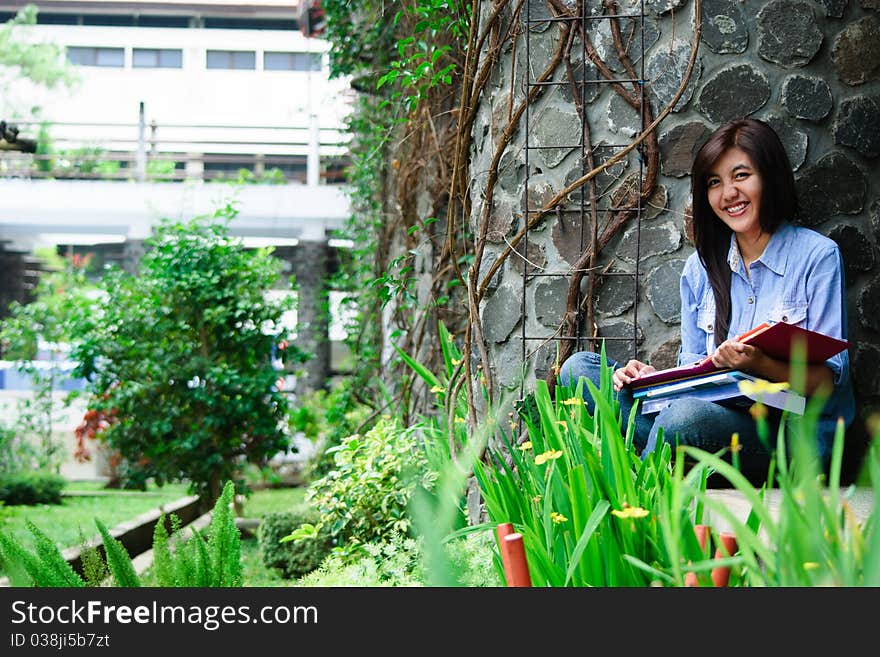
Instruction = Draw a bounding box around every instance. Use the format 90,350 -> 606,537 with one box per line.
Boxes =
0,117 -> 351,185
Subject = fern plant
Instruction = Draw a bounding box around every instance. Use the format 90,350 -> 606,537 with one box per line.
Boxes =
0,480 -> 242,587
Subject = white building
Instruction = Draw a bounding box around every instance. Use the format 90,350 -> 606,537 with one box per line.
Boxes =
0,0 -> 353,251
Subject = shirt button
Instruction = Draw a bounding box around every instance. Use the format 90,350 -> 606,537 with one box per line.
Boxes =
782,315 -> 788,322
708,324 -> 713,331
748,297 -> 754,304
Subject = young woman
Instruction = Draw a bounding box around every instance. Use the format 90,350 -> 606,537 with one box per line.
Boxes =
559,118 -> 855,482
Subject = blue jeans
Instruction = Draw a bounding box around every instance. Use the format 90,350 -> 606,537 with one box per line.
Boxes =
558,351 -> 779,482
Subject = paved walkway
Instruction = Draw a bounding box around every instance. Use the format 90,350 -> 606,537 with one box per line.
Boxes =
704,487 -> 874,533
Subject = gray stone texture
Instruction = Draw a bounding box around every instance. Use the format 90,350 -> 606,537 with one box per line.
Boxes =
591,16 -> 660,73
498,148 -> 523,195
596,320 -> 644,365
831,16 -> 880,86
482,285 -> 522,343
607,92 -> 642,138
833,94 -> 880,158
659,121 -> 710,177
486,199 -> 518,243
819,0 -> 848,17
649,336 -> 682,371
596,271 -> 636,317
563,146 -> 629,203
617,221 -> 682,264
827,224 -> 876,285
646,259 -> 686,324
781,75 -> 833,122
647,40 -> 702,113
532,107 -> 582,169
646,0 -> 688,16
764,114 -> 808,170
795,152 -> 867,227
697,65 -> 771,124
477,253 -> 503,295
757,0 -> 823,68
853,343 -> 880,397
858,276 -> 880,332
872,200 -> 880,242
534,276 -> 570,327
509,238 -> 547,277
558,59 -> 602,107
701,0 -> 749,54
551,211 -> 590,266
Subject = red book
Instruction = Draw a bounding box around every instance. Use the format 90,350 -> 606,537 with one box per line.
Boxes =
627,321 -> 848,391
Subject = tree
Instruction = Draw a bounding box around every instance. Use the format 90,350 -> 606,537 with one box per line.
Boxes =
71,203 -> 306,505
0,4 -> 78,119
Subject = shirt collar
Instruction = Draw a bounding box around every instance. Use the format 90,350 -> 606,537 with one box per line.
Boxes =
726,222 -> 790,276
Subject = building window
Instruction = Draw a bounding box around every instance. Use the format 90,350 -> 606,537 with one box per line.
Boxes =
206,50 -> 256,70
66,46 -> 125,67
133,48 -> 183,69
264,51 -> 322,72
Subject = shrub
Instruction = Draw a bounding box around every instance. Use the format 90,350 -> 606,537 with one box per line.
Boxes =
258,507 -> 333,579
305,417 -> 435,548
0,471 -> 65,505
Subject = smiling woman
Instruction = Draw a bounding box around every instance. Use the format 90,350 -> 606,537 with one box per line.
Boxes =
560,118 -> 855,485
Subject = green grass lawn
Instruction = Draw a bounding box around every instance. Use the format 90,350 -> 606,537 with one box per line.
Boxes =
241,485 -> 307,517
0,481 -> 192,568
1,482 -> 310,583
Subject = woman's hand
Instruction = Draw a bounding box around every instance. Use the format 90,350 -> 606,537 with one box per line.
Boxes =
710,339 -> 763,371
612,359 -> 656,392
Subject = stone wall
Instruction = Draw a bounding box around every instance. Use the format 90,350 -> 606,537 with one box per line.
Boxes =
471,0 -> 879,468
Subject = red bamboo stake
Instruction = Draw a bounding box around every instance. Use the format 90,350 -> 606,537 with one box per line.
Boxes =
496,523 -> 516,585
684,524 -> 711,587
500,532 -> 532,587
711,533 -> 738,587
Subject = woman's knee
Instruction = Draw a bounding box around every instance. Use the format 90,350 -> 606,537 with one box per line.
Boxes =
558,351 -> 605,387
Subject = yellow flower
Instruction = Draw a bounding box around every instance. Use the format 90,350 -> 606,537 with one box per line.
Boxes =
430,385 -> 445,394
531,495 -> 542,504
561,398 -> 583,406
454,417 -> 466,424
518,441 -> 533,451
611,506 -> 649,519
534,449 -> 563,465
749,403 -> 768,420
551,511 -> 568,524
803,562 -> 820,571
556,421 -> 567,429
451,358 -> 462,366
738,378 -> 790,396
730,433 -> 742,453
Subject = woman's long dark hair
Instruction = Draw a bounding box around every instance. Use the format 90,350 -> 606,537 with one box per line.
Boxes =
690,118 -> 799,345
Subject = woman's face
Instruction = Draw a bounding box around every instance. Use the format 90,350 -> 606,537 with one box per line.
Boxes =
706,146 -> 763,241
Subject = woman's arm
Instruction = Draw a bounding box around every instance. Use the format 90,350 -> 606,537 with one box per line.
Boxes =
710,341 -> 834,395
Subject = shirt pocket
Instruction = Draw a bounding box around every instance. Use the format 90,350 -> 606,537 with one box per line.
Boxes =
767,300 -> 807,327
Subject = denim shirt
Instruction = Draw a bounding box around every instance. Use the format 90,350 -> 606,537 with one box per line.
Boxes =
678,222 -> 855,434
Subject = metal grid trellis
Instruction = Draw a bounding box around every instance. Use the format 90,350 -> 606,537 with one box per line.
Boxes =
520,0 -> 649,395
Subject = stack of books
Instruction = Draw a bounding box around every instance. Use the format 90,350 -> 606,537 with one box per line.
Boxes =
632,369 -> 806,415
624,321 -> 849,415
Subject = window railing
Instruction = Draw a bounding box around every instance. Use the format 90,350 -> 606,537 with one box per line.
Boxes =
0,119 -> 350,185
